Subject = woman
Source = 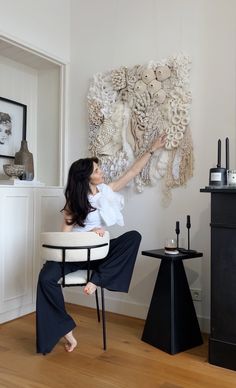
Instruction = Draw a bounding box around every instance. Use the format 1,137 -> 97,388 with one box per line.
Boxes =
36,135 -> 166,354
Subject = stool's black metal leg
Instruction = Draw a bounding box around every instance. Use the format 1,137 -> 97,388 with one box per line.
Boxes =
95,289 -> 100,322
101,287 -> 107,350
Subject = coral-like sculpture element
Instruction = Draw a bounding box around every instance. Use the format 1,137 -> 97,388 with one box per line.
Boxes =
156,65 -> 171,81
141,68 -> 156,84
87,54 -> 193,195
111,67 -> 127,90
147,80 -> 162,97
134,80 -> 147,94
88,98 -> 104,126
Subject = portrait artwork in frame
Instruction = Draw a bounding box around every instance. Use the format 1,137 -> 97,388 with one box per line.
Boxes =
0,97 -> 27,159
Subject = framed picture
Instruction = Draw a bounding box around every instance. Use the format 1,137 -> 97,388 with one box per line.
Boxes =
0,97 -> 27,159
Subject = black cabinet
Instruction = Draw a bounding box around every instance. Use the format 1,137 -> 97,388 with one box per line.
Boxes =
201,188 -> 236,371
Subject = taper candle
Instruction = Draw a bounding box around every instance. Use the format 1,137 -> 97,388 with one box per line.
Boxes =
226,137 -> 229,170
217,139 -> 221,168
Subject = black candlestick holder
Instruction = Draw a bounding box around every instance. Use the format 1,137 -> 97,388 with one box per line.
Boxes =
175,221 -> 180,249
186,215 -> 191,250
175,216 -> 197,254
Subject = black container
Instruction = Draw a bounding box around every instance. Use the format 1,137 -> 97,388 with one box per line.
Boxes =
209,167 -> 227,186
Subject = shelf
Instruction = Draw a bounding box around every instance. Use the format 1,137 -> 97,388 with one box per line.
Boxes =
200,186 -> 236,193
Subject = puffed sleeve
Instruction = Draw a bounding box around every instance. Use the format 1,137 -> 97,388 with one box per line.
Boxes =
96,184 -> 124,226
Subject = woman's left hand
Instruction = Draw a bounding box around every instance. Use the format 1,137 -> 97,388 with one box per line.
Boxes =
109,134 -> 166,192
91,227 -> 105,237
150,134 -> 166,152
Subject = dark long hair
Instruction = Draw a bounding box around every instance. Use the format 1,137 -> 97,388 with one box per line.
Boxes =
62,157 -> 99,227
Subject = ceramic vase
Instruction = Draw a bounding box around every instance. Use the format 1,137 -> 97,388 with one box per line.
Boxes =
14,140 -> 34,181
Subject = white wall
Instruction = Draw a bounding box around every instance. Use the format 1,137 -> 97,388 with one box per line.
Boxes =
0,0 -> 70,63
37,68 -> 60,185
68,0 -> 236,331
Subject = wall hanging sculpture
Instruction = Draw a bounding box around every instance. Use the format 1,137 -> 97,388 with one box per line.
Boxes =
87,54 -> 193,195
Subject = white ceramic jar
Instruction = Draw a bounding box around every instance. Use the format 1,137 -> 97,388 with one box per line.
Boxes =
227,169 -> 236,186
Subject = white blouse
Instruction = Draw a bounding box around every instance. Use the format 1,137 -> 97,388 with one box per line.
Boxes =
73,183 -> 124,232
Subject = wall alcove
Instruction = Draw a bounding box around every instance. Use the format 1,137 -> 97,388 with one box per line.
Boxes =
0,35 -> 68,186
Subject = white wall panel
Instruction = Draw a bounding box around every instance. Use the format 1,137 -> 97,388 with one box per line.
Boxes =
0,186 -> 64,323
33,187 -> 64,276
0,188 -> 34,318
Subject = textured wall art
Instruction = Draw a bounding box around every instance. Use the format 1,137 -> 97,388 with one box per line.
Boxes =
87,54 -> 193,195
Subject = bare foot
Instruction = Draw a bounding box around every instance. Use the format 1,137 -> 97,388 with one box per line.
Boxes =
64,331 -> 77,352
83,282 -> 97,295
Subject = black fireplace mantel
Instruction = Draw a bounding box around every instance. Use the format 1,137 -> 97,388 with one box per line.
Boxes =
200,186 -> 236,193
201,187 -> 236,371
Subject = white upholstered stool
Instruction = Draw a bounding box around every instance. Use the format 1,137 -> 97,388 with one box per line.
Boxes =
41,231 -> 110,350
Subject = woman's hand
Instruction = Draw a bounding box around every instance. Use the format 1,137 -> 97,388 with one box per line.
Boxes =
150,134 -> 166,152
91,227 -> 105,237
109,134 -> 166,192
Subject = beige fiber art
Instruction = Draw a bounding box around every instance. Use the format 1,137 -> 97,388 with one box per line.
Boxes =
87,54 -> 193,195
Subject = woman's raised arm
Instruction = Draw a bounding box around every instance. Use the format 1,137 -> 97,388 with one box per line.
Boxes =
109,134 -> 166,192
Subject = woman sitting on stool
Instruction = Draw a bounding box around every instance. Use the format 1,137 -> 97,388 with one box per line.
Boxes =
36,135 -> 166,354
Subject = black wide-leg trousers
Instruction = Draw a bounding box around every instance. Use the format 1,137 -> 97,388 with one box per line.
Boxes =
36,230 -> 141,354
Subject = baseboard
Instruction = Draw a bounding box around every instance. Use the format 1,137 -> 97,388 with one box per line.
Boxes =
198,316 -> 210,334
64,288 -> 148,319
0,304 -> 35,324
64,288 -> 210,333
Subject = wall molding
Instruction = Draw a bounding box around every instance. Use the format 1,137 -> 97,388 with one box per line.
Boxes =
0,30 -> 68,65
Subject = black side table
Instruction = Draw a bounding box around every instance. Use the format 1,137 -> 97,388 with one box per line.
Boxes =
141,249 -> 203,354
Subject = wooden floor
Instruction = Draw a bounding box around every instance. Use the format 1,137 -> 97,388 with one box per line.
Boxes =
0,304 -> 236,388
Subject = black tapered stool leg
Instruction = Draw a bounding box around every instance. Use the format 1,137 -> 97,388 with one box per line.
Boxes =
95,289 -> 100,322
101,287 -> 107,350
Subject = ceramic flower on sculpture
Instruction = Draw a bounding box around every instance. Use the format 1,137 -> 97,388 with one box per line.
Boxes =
156,65 -> 171,81
87,54 -> 193,196
141,68 -> 156,84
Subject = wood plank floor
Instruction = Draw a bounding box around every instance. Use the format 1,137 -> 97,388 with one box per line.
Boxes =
0,303 -> 236,388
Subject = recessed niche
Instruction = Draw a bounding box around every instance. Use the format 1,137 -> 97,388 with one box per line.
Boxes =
0,37 -> 66,186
